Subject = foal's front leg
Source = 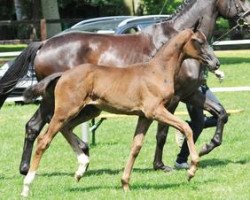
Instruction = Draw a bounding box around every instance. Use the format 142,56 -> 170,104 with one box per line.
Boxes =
121,116 -> 152,191
153,104 -> 199,180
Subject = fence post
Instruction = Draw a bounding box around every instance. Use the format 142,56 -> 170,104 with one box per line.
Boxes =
81,122 -> 89,143
40,18 -> 47,41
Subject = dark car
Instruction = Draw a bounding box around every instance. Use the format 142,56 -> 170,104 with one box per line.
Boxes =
1,15 -> 170,102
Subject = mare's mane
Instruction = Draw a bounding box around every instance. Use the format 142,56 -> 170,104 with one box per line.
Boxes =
170,0 -> 197,21
142,0 -> 198,58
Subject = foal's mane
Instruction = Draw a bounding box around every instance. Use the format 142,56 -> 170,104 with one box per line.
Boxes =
142,0 -> 198,58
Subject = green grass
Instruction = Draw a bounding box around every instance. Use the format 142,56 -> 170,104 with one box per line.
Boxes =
0,50 -> 249,199
208,50 -> 250,87
0,44 -> 27,52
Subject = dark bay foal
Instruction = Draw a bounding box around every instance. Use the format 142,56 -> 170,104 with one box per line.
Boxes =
21,28 -> 219,197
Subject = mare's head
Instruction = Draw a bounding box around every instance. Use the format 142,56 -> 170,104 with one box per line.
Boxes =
182,29 -> 220,71
217,0 -> 250,25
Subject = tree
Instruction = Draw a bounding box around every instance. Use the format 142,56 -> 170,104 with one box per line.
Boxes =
14,0 -> 28,20
41,0 -> 61,38
142,0 -> 182,15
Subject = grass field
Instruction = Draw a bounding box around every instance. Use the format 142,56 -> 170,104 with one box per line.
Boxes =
0,50 -> 249,199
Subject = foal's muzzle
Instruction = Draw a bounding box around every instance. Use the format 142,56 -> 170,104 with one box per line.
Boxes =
201,55 -> 220,71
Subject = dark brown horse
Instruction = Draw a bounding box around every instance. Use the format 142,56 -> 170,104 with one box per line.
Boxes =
21,28 -> 219,197
0,0 -> 249,175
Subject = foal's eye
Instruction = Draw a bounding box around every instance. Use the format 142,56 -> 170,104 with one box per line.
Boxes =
194,40 -> 203,47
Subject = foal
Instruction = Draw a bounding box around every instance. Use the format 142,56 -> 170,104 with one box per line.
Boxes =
21,28 -> 219,197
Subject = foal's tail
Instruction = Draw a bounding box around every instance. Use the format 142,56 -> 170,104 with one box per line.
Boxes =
23,72 -> 63,103
0,42 -> 43,109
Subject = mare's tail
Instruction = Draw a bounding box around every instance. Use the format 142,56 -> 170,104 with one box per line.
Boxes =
23,72 -> 63,103
0,42 -> 43,109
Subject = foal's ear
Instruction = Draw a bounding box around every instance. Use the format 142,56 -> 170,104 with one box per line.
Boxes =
193,18 -> 202,32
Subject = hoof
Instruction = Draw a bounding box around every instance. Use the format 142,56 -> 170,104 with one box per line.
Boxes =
74,174 -> 82,182
187,169 -> 195,181
19,163 -> 30,176
122,184 -> 130,192
153,163 -> 173,172
121,179 -> 130,192
21,185 -> 29,198
199,144 -> 210,157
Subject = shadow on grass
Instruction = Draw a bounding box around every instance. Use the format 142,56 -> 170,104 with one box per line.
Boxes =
67,178 -> 216,192
199,158 -> 248,169
39,167 -> 154,178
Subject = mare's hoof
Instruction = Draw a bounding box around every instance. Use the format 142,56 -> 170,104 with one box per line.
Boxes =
154,163 -> 173,172
19,163 -> 29,176
199,144 -> 210,157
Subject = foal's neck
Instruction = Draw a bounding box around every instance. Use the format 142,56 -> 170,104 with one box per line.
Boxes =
149,32 -> 190,77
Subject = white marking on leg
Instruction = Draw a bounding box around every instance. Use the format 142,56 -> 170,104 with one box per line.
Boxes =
21,171 -> 36,197
75,154 -> 89,181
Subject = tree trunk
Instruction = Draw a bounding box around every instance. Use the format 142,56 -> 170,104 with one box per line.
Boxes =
124,0 -> 143,15
14,0 -> 28,20
41,0 -> 61,38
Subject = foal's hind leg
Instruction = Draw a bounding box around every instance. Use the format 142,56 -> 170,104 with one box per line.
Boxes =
61,106 -> 102,181
61,128 -> 90,182
21,116 -> 66,197
152,104 -> 199,180
21,100 -> 86,197
121,116 -> 152,191
20,100 -> 95,175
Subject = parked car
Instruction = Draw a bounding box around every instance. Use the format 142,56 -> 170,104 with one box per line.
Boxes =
0,60 -> 37,103
1,15 -> 170,103
62,15 -> 170,35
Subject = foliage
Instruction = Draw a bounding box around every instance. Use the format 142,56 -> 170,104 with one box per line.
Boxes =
142,0 -> 183,14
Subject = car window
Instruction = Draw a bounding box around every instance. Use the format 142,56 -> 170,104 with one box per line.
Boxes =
67,19 -> 127,33
122,27 -> 139,34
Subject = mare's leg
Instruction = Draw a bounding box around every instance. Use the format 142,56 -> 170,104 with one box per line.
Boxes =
152,104 -> 199,180
175,104 -> 204,165
199,87 -> 228,156
20,99 -> 52,175
121,116 -> 152,191
183,86 -> 228,157
153,97 -> 179,172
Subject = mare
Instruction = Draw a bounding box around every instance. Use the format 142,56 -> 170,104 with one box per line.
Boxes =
0,0 -> 249,175
21,28 -> 219,197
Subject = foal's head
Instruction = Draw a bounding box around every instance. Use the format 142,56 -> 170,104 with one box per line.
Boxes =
182,29 -> 220,71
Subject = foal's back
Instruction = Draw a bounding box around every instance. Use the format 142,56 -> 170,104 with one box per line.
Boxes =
58,63 -> 148,114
